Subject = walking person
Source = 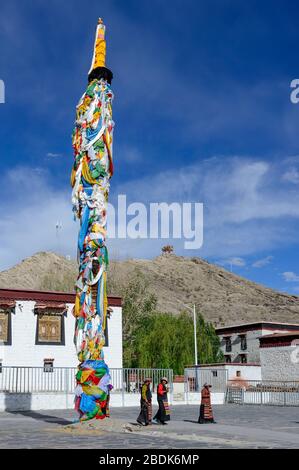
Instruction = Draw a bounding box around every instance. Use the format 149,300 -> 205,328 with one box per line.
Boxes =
137,378 -> 152,426
198,383 -> 216,423
154,377 -> 170,425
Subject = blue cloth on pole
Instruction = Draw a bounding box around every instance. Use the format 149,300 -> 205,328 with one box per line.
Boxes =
78,205 -> 90,251
80,393 -> 96,413
81,360 -> 108,371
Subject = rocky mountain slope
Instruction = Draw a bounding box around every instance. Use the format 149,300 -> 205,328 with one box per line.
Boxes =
0,252 -> 298,326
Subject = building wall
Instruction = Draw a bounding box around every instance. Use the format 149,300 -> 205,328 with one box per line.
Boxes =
197,365 -> 261,381
219,329 -> 263,363
225,364 -> 261,381
0,391 -> 223,411
260,345 -> 299,381
0,300 -> 122,369
186,392 -> 225,405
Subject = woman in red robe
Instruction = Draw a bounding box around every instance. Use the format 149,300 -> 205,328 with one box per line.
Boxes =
198,383 -> 216,423
154,378 -> 170,425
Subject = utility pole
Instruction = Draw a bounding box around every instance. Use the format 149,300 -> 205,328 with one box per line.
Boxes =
56,221 -> 62,253
177,300 -> 200,392
193,304 -> 198,366
178,300 -> 199,367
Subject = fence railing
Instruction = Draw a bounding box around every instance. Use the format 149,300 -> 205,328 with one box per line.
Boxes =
0,366 -> 76,393
226,380 -> 299,406
0,366 -> 173,396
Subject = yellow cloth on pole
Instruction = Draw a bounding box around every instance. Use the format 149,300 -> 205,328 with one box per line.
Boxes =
89,18 -> 106,74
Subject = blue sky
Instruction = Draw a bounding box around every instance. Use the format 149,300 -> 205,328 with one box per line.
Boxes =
1,0 -> 299,294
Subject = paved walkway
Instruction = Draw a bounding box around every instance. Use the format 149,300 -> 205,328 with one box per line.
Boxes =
1,405 -> 299,448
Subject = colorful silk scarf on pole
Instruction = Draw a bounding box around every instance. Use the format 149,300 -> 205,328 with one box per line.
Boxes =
71,77 -> 114,420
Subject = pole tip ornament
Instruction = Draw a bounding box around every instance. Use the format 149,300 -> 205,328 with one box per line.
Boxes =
88,18 -> 113,84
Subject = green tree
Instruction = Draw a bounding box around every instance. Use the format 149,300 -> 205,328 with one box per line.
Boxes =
118,272 -> 223,373
120,271 -> 157,367
132,310 -> 223,374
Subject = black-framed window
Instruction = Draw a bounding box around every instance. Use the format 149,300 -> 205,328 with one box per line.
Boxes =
0,310 -> 12,345
104,318 -> 109,347
240,354 -> 247,364
36,313 -> 65,345
240,335 -> 247,351
225,336 -> 232,352
225,355 -> 231,363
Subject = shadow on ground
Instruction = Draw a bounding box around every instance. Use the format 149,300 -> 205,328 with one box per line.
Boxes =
7,410 -> 72,425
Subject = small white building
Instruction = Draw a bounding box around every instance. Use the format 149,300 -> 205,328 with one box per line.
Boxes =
216,322 -> 299,364
0,288 -> 123,370
260,332 -> 299,381
195,363 -> 262,382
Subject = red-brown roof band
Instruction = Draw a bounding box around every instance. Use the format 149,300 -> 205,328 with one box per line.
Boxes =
0,288 -> 122,307
259,332 -> 299,348
216,321 -> 299,335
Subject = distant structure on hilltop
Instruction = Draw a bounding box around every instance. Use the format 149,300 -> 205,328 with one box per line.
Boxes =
161,245 -> 174,255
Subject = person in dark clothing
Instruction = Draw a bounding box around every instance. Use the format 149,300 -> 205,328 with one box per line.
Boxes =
198,383 -> 216,423
137,378 -> 152,426
154,377 -> 170,425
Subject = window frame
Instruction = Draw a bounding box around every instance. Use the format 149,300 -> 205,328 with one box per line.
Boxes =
35,312 -> 65,346
225,336 -> 232,353
104,318 -> 109,347
239,354 -> 247,364
0,309 -> 12,346
240,334 -> 247,351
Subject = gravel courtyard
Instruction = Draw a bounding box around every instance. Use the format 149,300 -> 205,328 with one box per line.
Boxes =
1,405 -> 299,449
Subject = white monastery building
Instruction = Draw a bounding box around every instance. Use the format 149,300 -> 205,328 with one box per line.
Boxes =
216,321 -> 299,364
0,288 -> 123,370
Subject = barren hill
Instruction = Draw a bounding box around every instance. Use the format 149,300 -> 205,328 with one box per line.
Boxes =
0,252 -> 298,326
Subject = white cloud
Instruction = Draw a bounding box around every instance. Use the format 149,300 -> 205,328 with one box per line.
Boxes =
112,155 -> 299,258
252,256 -> 273,268
0,166 -> 78,270
1,155 -> 299,270
282,272 -> 299,282
282,167 -> 299,185
46,152 -> 63,158
116,145 -> 142,163
217,257 -> 246,268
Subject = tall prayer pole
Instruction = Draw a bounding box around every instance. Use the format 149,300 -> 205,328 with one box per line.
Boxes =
71,18 -> 114,421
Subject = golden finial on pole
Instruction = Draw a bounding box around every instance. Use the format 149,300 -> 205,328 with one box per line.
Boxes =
88,17 -> 107,74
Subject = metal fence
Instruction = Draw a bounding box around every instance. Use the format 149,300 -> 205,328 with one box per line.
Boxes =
0,366 -> 173,396
184,367 -> 228,397
226,380 -> 299,406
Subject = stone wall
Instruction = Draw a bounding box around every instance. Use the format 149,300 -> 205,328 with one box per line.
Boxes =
261,345 -> 299,381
